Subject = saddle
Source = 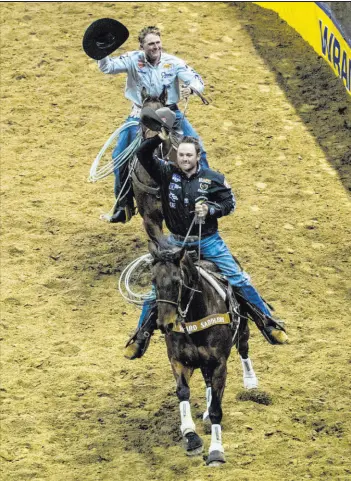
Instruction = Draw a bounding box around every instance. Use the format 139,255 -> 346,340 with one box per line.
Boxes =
187,251 -> 286,345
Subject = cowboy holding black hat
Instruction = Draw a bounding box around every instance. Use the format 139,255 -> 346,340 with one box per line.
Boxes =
83,20 -> 208,223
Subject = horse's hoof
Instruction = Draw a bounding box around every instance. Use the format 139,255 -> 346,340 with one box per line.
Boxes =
243,375 -> 258,390
184,432 -> 203,456
206,450 -> 226,466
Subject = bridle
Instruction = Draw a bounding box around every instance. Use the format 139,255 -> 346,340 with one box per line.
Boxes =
155,265 -> 201,323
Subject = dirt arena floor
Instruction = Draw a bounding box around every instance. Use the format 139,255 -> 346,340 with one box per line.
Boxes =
1,2 -> 351,480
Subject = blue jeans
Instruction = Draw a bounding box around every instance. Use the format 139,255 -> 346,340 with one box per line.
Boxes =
112,111 -> 208,198
137,232 -> 271,328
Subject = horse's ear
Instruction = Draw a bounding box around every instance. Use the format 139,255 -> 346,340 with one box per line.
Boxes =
159,85 -> 168,106
141,86 -> 148,103
148,240 -> 159,258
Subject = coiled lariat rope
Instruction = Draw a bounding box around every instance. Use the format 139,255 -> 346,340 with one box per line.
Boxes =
88,121 -> 142,183
118,253 -> 154,307
118,214 -> 202,307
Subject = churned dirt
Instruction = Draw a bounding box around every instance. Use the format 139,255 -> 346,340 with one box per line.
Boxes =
1,2 -> 350,481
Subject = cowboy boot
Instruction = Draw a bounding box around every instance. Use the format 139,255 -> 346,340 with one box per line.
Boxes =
124,307 -> 158,359
260,317 -> 288,345
110,163 -> 136,223
109,192 -> 136,223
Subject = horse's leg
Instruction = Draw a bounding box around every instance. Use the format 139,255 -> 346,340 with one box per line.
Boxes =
237,321 -> 258,390
206,358 -> 227,466
170,359 -> 203,456
200,366 -> 212,433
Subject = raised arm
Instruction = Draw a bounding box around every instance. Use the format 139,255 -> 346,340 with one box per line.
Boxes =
175,59 -> 205,94
136,135 -> 165,184
97,53 -> 132,74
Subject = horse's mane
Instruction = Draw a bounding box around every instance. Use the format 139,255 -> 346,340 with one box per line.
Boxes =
143,95 -> 165,105
151,246 -> 183,264
151,247 -> 199,284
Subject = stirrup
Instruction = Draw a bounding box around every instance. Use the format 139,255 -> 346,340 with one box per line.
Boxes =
124,310 -> 157,360
124,327 -> 153,360
261,318 -> 288,345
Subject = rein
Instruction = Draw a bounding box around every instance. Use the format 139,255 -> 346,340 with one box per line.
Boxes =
155,214 -> 204,343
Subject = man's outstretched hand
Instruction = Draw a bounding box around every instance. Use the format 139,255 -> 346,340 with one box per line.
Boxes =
158,127 -> 169,141
180,84 -> 192,99
195,202 -> 209,218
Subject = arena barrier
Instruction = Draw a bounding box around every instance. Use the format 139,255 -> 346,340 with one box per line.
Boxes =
255,2 -> 351,96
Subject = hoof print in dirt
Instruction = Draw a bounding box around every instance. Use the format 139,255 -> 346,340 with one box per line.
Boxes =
236,389 -> 272,405
183,432 -> 203,456
206,450 -> 226,466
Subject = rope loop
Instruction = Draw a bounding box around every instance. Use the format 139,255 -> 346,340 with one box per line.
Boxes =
88,121 -> 141,183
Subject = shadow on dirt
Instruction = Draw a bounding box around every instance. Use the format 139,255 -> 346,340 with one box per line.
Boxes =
231,2 -> 351,193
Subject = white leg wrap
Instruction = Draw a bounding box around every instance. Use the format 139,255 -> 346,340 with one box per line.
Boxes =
241,356 -> 258,389
179,401 -> 196,436
203,386 -> 212,421
209,424 -> 224,453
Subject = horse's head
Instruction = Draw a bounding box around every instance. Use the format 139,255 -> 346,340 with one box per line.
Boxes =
149,241 -> 193,332
141,86 -> 168,139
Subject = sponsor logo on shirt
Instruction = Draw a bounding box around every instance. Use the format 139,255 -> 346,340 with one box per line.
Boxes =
172,174 -> 181,182
199,178 -> 211,184
169,202 -> 176,209
169,192 -> 178,201
161,72 -> 173,79
210,207 -> 215,216
169,183 -> 181,190
195,73 -> 204,85
163,63 -> 173,69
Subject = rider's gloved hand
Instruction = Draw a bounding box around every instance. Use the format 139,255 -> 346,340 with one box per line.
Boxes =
180,84 -> 192,100
158,127 -> 169,141
195,202 -> 209,218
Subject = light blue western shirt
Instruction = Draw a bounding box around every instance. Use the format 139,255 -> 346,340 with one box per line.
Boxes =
97,50 -> 205,107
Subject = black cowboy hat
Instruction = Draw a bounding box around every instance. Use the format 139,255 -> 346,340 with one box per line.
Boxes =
140,107 -> 176,133
82,18 -> 129,60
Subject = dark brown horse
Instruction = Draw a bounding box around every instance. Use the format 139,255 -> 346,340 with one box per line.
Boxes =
131,87 -> 178,247
148,241 -> 257,466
